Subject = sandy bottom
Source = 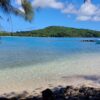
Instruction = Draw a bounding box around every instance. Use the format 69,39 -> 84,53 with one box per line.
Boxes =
0,53 -> 100,95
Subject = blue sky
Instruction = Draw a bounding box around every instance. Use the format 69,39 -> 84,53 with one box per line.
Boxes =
0,0 -> 100,32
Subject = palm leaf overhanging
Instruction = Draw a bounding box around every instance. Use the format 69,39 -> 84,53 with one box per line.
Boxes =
0,0 -> 33,21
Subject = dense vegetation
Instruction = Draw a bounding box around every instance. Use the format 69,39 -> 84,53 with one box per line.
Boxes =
0,26 -> 100,37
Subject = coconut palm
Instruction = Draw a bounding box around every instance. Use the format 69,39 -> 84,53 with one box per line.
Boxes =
0,0 -> 33,21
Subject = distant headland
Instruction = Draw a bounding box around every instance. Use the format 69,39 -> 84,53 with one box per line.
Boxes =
0,26 -> 100,37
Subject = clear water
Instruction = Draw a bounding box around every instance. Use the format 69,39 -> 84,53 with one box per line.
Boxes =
0,37 -> 100,93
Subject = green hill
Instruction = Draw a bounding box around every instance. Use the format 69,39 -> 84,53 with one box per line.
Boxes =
1,26 -> 100,37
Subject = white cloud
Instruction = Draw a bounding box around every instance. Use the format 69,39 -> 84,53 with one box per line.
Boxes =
19,7 -> 25,13
92,16 -> 100,21
16,0 -> 21,5
62,0 -> 100,21
15,0 -> 100,21
15,0 -> 64,13
79,3 -> 97,16
62,3 -> 77,14
77,15 -> 92,21
32,0 -> 64,9
15,0 -> 25,13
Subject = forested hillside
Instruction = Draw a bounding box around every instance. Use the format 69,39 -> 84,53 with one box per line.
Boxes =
0,26 -> 100,37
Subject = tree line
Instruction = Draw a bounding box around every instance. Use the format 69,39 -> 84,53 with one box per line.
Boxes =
0,26 -> 100,37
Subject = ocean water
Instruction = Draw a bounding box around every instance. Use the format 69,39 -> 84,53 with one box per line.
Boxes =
0,37 -> 100,94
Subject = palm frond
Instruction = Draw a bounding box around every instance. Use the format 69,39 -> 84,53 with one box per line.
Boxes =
0,0 -> 33,21
21,0 -> 34,21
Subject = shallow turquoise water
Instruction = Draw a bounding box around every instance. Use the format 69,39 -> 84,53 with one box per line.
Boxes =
0,37 -> 100,93
0,37 -> 100,69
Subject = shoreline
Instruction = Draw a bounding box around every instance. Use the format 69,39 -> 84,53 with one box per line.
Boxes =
1,75 -> 100,99
0,85 -> 100,100
0,74 -> 100,96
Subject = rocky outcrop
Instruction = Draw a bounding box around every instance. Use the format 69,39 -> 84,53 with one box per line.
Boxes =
81,40 -> 96,42
0,86 -> 100,100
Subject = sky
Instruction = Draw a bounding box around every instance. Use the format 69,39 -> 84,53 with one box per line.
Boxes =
0,0 -> 100,32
